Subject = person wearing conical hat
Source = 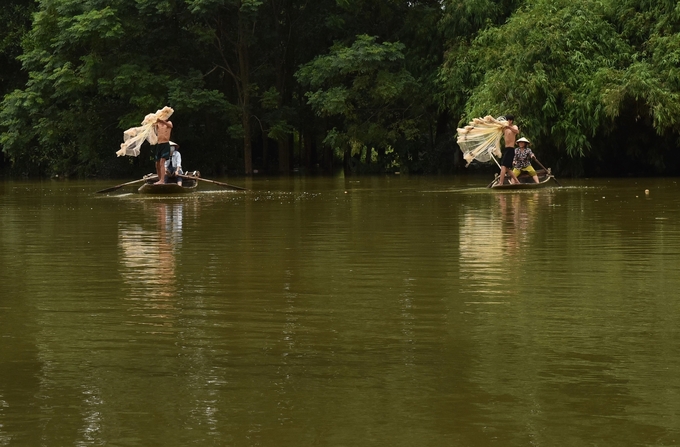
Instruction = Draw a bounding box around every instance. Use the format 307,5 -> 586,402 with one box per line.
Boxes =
512,137 -> 539,183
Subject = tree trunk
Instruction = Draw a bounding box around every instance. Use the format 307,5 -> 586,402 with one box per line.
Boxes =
288,133 -> 295,172
238,9 -> 253,175
343,146 -> 351,176
262,133 -> 269,172
242,110 -> 253,175
304,131 -> 313,171
278,138 -> 290,173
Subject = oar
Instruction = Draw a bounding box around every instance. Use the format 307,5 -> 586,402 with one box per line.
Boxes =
96,175 -> 157,194
533,158 -> 562,186
178,174 -> 247,191
486,155 -> 503,188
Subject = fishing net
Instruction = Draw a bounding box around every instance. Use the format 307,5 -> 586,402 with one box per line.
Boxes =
456,115 -> 507,166
116,106 -> 174,157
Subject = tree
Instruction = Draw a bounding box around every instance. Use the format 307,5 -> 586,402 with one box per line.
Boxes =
440,0 -> 680,175
0,0 -> 230,176
0,0 -> 36,171
0,0 -> 34,94
296,34 -> 421,174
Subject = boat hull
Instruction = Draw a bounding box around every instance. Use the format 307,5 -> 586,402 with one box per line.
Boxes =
489,169 -> 556,189
138,181 -> 197,194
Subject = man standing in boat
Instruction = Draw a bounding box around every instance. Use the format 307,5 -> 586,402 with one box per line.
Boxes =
499,115 -> 520,185
152,117 -> 173,185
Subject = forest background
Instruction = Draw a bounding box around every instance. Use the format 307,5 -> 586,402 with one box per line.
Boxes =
0,0 -> 678,178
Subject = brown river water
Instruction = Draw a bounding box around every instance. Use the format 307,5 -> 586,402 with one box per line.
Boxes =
1,175 -> 679,446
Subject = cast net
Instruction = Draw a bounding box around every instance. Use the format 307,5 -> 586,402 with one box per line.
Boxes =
116,106 -> 174,157
456,115 -> 507,166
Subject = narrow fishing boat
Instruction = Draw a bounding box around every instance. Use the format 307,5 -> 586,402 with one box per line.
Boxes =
138,173 -> 199,194
488,169 -> 559,189
455,116 -> 563,190
96,171 -> 246,194
96,171 -> 198,194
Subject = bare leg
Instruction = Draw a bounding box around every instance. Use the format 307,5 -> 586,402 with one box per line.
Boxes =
533,175 -> 539,183
499,167 -> 509,185
502,167 -> 519,184
154,159 -> 166,184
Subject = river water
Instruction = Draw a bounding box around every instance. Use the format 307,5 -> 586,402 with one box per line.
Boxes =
1,175 -> 679,446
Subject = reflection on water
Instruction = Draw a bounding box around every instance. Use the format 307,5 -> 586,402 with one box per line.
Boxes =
1,177 -> 680,446
459,191 -> 554,296
497,192 -> 540,256
119,202 -> 185,332
119,203 -> 183,292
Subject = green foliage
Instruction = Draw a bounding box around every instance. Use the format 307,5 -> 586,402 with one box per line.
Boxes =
267,121 -> 294,142
260,87 -> 280,110
240,0 -> 263,15
0,0 -> 35,94
459,1 -> 626,155
228,124 -> 245,139
296,34 -> 424,171
0,0 -> 239,176
441,0 -> 680,172
439,0 -> 519,40
3,0 -> 680,176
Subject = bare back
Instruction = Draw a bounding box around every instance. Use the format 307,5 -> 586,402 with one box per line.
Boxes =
155,120 -> 173,143
503,123 -> 519,148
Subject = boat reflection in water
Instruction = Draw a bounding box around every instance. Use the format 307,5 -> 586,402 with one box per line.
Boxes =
118,202 -> 184,332
458,192 -> 552,295
497,192 -> 539,257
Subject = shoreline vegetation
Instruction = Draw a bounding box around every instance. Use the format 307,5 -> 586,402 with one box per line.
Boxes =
1,0 -> 679,179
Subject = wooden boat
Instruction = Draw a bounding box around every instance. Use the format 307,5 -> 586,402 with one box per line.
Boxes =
489,169 -> 558,189
138,176 -> 198,194
96,170 -> 246,194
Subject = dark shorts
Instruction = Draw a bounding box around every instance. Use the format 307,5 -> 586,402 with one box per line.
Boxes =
166,165 -> 182,176
501,147 -> 515,168
153,142 -> 171,161
164,176 -> 182,184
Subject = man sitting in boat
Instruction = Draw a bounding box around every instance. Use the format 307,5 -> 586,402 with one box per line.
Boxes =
512,137 -> 539,183
164,142 -> 183,186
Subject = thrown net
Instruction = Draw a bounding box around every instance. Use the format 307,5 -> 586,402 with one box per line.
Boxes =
116,106 -> 174,157
456,115 -> 507,166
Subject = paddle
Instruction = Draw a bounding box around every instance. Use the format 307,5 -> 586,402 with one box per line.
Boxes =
178,174 -> 246,191
487,174 -> 499,188
533,158 -> 562,186
488,155 -> 505,188
96,175 -> 157,194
